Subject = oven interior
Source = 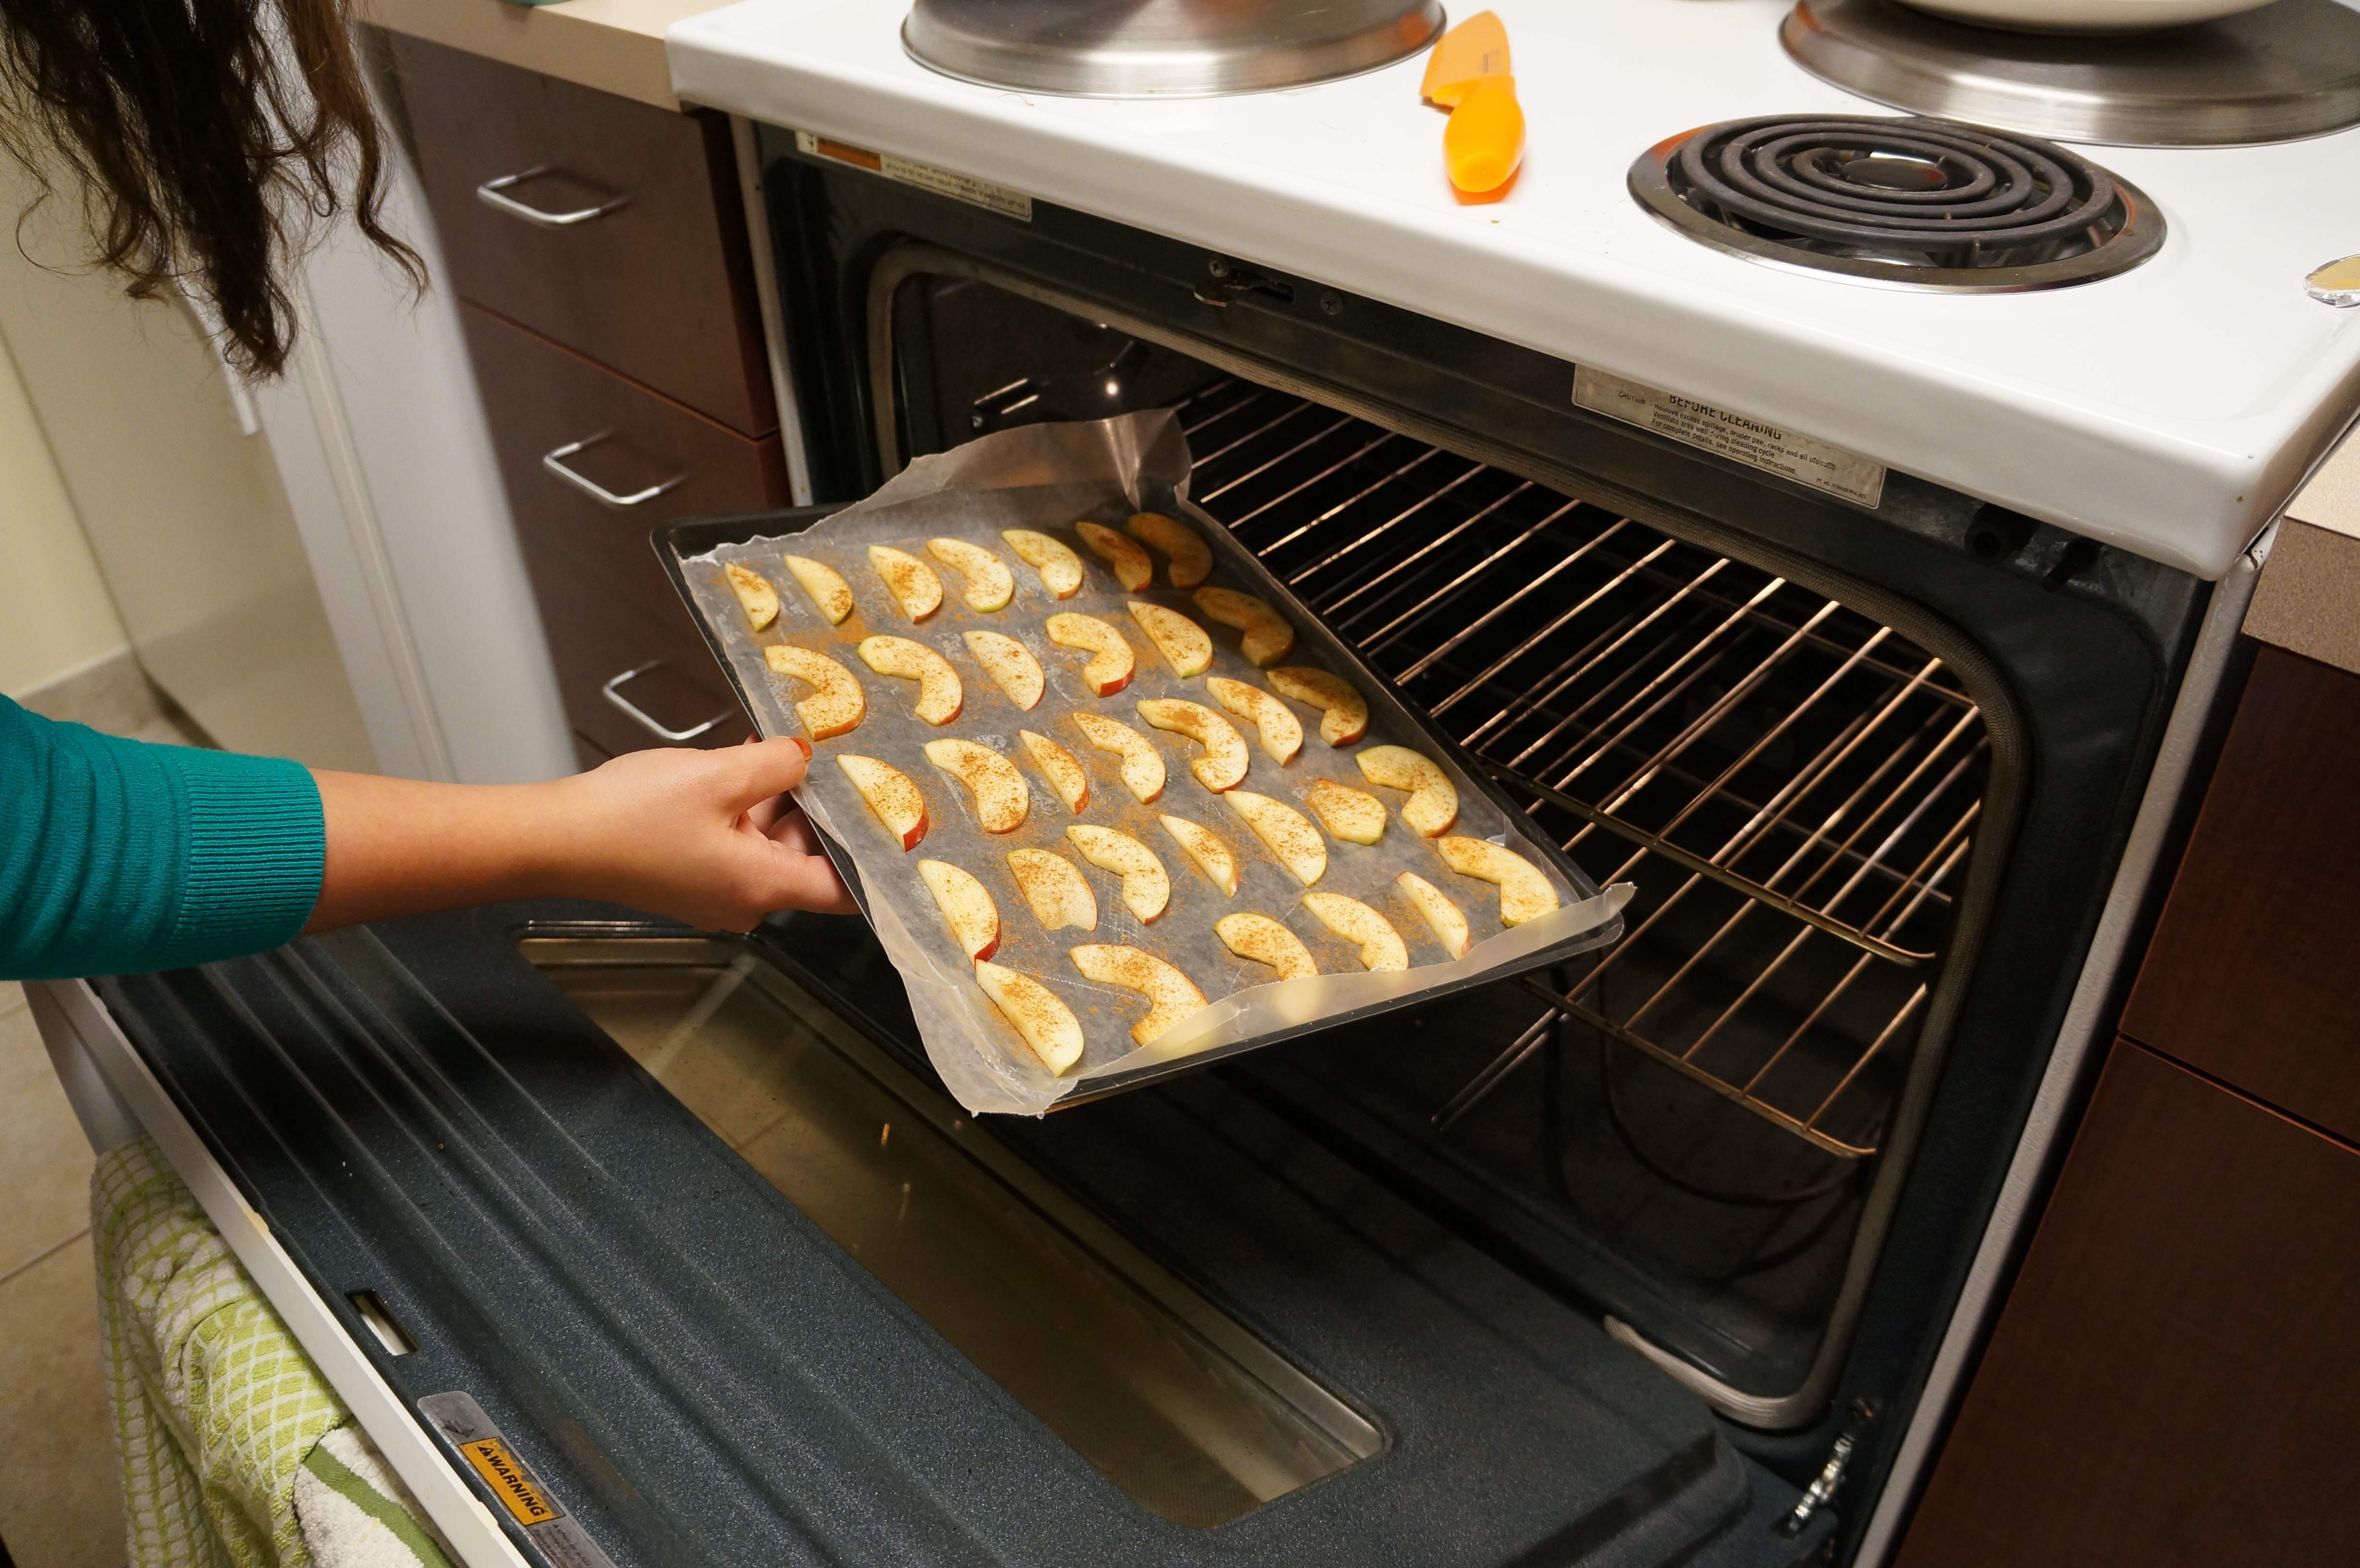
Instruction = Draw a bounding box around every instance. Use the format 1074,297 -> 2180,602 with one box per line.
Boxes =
885,273 -> 1993,1413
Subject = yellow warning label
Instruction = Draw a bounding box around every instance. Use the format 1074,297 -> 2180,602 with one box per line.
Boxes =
458,1436 -> 557,1525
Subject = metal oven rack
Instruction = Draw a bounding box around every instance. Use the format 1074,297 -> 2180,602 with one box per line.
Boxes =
1175,380 -> 1989,1160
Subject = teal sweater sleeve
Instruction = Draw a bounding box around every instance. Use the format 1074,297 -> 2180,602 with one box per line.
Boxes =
1,695 -> 325,980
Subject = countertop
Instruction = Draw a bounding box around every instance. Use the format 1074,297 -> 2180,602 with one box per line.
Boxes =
2247,428 -> 2360,678
364,0 -> 713,110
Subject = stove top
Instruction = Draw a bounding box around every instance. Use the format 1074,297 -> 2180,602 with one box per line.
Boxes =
1630,114 -> 2163,291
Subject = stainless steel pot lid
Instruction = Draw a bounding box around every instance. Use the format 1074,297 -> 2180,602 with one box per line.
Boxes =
903,0 -> 1448,98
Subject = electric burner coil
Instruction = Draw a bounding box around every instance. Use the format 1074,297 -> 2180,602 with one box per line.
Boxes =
1630,113 -> 2164,292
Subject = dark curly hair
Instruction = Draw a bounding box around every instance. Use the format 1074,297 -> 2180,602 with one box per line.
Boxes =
0,0 -> 423,376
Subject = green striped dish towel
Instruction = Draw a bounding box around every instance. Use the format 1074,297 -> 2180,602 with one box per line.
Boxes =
94,1137 -> 455,1568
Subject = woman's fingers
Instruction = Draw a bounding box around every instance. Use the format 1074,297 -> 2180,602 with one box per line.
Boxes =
722,735 -> 811,815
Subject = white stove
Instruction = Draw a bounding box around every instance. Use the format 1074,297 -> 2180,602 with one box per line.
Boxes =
667,0 -> 2360,579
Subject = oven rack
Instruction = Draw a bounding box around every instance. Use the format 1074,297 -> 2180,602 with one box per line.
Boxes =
1175,380 -> 1990,1159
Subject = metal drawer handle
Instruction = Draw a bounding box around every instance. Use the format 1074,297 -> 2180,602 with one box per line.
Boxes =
542,433 -> 685,509
475,167 -> 627,228
602,662 -> 730,743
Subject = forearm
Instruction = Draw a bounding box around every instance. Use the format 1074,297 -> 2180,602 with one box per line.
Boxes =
303,771 -> 571,932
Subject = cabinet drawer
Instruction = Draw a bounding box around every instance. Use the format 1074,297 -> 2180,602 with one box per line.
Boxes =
392,35 -> 774,436
461,303 -> 786,615
527,543 -> 751,756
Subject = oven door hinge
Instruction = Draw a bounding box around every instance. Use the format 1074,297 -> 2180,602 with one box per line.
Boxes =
1778,1431 -> 1856,1539
1195,257 -> 1295,307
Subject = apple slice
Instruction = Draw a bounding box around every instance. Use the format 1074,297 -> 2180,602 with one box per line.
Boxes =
917,859 -> 999,961
974,960 -> 1085,1076
857,635 -> 963,725
1068,943 -> 1207,1047
1436,836 -> 1560,926
1136,698 -> 1249,792
867,545 -> 943,621
1396,871 -> 1471,959
1070,712 -> 1165,804
1017,729 -> 1090,812
1301,893 -> 1409,972
1007,848 -> 1097,932
1267,666 -> 1368,747
924,738 -> 1029,833
1192,587 -> 1294,668
836,754 -> 926,849
724,562 -> 778,630
1205,677 -> 1303,765
1075,520 -> 1153,591
1066,825 -> 1169,922
1225,791 -> 1326,886
1215,912 -> 1317,980
1124,512 -> 1212,588
1001,529 -> 1084,598
1307,778 -> 1387,846
782,554 -> 854,625
765,645 -> 865,740
927,537 -> 1014,612
1127,602 -> 1213,678
1157,815 -> 1239,896
962,630 -> 1044,710
1044,612 -> 1136,697
1356,745 -> 1459,837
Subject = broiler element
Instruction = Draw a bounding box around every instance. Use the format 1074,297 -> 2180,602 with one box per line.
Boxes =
1071,712 -> 1166,803
1124,512 -> 1212,588
1396,871 -> 1471,958
1017,729 -> 1091,811
1066,824 -> 1171,922
1069,943 -> 1207,1047
963,630 -> 1045,710
1137,698 -> 1249,791
1267,667 -> 1368,747
1301,892 -> 1409,972
1436,836 -> 1558,926
1357,745 -> 1459,837
836,754 -> 927,849
974,960 -> 1085,1075
1215,912 -> 1318,980
1158,815 -> 1240,895
724,562 -> 778,630
867,544 -> 944,621
918,859 -> 1000,960
1226,791 -> 1327,885
1306,779 -> 1387,845
783,554 -> 854,625
924,738 -> 1030,833
765,645 -> 865,739
1206,676 -> 1303,764
1001,528 -> 1084,598
858,636 -> 963,725
1075,520 -> 1154,591
1192,587 -> 1294,668
1044,612 -> 1136,696
1128,601 -> 1213,678
1007,847 -> 1098,931
927,537 -> 1015,612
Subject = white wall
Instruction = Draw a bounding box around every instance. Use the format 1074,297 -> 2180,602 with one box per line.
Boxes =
0,336 -> 126,698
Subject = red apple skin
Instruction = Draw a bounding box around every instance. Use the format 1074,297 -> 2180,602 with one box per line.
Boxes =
898,812 -> 929,852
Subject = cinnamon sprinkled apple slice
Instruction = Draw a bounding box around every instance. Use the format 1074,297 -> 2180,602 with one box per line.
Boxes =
1017,729 -> 1090,812
1267,667 -> 1368,747
974,961 -> 1085,1076
868,545 -> 944,621
1356,745 -> 1459,837
1124,512 -> 1212,588
765,645 -> 865,740
857,635 -> 963,725
1068,943 -> 1207,1047
1126,602 -> 1212,679
836,754 -> 926,849
1044,612 -> 1136,697
1301,892 -> 1409,972
1001,529 -> 1086,599
1007,848 -> 1097,932
1065,825 -> 1169,923
1192,587 -> 1294,668
1070,712 -> 1165,804
1436,837 -> 1559,926
1075,521 -> 1153,591
926,538 -> 1014,612
1225,791 -> 1326,886
1205,677 -> 1303,765
924,738 -> 1030,833
917,859 -> 999,961
1215,912 -> 1318,981
1136,698 -> 1249,792
1396,871 -> 1471,958
724,563 -> 778,630
1157,815 -> 1239,897
962,630 -> 1044,710
782,555 -> 854,625
1306,778 -> 1387,846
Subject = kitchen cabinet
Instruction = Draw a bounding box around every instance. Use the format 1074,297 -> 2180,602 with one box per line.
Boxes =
385,36 -> 781,761
1897,644 -> 2360,1566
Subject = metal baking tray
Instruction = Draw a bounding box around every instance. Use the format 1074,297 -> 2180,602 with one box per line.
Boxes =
655,412 -> 1628,1114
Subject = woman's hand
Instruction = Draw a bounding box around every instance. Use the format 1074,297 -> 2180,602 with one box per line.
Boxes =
304,737 -> 855,934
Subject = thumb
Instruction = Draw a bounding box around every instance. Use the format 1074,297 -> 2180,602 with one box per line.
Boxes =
724,735 -> 813,811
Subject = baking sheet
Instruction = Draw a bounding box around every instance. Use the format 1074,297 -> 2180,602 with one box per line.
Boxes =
675,410 -> 1630,1115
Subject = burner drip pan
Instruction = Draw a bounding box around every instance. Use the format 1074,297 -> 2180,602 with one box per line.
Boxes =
1783,0 -> 2360,148
1630,113 -> 2164,293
